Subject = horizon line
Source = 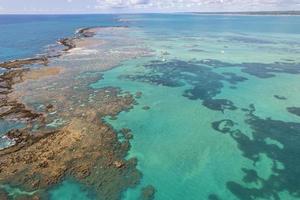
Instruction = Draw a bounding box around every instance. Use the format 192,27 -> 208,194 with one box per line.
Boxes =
0,10 -> 300,15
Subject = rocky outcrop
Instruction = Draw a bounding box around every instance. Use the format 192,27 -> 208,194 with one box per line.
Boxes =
0,26 -> 151,199
0,57 -> 48,69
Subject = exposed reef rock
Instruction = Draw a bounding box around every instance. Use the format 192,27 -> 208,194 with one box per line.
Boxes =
0,117 -> 140,200
58,38 -> 76,51
0,73 -> 140,199
0,60 -> 46,123
0,57 -> 48,70
0,26 -> 150,199
57,27 -> 99,51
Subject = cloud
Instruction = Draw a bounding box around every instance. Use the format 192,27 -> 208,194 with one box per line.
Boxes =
95,0 -> 150,9
95,0 -> 283,11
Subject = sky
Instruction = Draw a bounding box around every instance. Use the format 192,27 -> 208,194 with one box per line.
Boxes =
0,0 -> 299,14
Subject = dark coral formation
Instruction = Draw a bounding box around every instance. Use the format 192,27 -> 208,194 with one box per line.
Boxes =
287,107 -> 300,117
139,185 -> 156,200
211,119 -> 235,134
142,106 -> 150,110
208,194 -> 221,200
274,95 -> 287,100
64,52 -> 298,199
212,105 -> 300,199
120,60 -> 245,112
226,35 -> 275,44
240,62 -> 300,78
0,61 -> 46,123
195,59 -> 300,78
202,99 -> 237,112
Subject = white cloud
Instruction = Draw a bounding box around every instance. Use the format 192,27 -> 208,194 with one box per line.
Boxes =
95,0 -> 150,9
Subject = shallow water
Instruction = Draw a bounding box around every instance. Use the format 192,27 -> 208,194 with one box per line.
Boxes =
1,14 -> 300,200
92,15 -> 300,200
0,121 -> 24,149
47,179 -> 96,200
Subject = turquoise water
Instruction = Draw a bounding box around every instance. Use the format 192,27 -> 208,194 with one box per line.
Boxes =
0,121 -> 24,149
91,15 -> 300,200
1,14 -> 300,200
93,60 -> 247,200
47,179 -> 97,200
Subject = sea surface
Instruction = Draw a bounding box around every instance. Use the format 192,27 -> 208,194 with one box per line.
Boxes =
1,14 -> 300,200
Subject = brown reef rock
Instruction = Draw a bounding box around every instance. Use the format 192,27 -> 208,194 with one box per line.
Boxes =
0,26 -> 152,200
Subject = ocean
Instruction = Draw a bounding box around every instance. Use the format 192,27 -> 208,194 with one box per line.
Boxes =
0,14 -> 300,200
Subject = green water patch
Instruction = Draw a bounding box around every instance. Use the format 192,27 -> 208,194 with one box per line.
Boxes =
0,184 -> 38,199
47,178 -> 97,200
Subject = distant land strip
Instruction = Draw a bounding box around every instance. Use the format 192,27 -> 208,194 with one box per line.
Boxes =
192,11 -> 300,15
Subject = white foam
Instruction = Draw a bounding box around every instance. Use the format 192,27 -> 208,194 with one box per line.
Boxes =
66,48 -> 99,56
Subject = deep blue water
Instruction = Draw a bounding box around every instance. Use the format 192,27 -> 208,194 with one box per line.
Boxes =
1,14 -> 300,62
0,14 -> 121,61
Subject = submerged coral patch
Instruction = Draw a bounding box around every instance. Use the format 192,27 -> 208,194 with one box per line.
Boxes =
212,105 -> 300,199
139,185 -> 156,200
274,95 -> 287,100
226,35 -> 276,44
196,59 -> 300,79
211,119 -> 235,134
120,60 -> 244,112
287,107 -> 300,117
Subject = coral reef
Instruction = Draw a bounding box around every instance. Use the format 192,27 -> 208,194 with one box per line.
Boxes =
0,26 -> 150,199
